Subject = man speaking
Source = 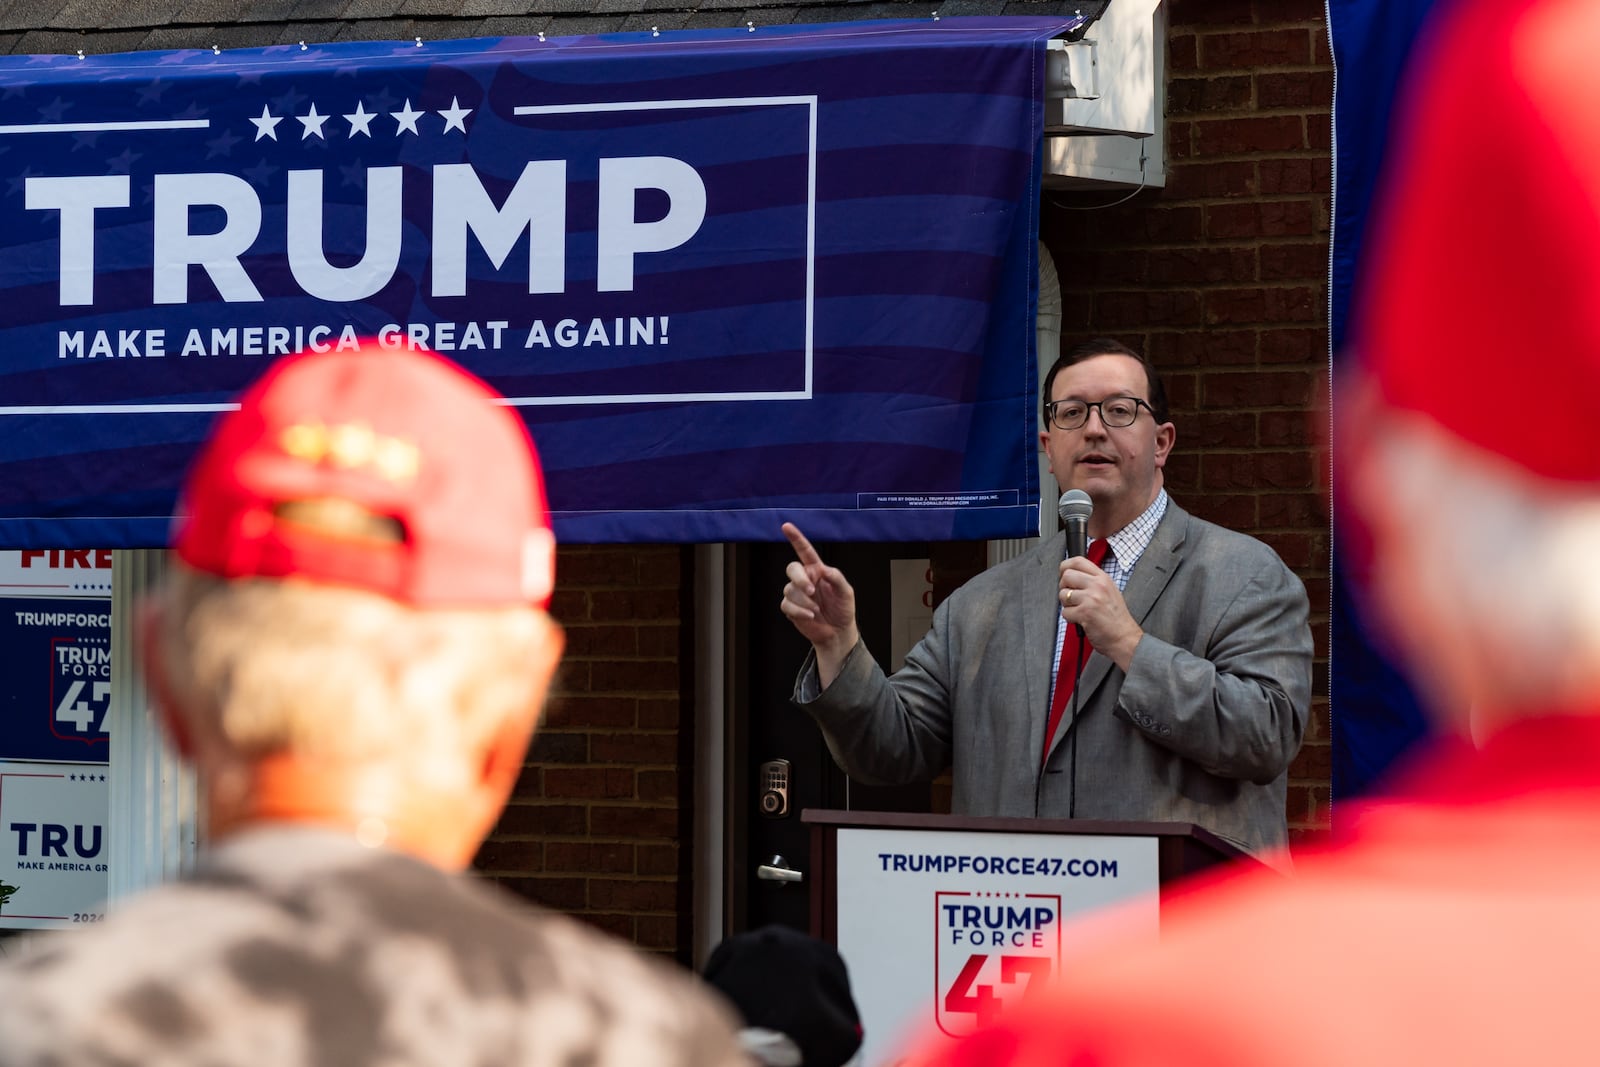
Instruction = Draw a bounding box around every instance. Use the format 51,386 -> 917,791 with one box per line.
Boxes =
780,339 -> 1312,863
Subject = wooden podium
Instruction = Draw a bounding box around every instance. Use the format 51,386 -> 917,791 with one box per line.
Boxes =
801,808 -> 1262,1065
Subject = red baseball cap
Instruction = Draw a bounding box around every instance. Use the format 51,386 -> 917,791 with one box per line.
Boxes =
173,342 -> 555,609
1355,0 -> 1600,482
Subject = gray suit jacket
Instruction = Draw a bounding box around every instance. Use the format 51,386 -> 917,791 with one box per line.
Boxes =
794,501 -> 1312,861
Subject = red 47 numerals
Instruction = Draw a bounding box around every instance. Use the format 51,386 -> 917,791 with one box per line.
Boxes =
942,954 -> 1052,1027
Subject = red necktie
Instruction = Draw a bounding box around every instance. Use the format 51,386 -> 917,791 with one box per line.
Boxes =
1042,538 -> 1110,765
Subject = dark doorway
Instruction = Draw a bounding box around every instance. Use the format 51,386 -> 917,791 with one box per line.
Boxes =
727,538 -> 986,934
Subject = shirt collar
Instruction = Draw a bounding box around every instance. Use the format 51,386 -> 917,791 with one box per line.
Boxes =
1096,488 -> 1168,571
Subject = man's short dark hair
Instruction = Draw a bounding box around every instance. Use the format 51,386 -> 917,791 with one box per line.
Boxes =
1041,338 -> 1170,426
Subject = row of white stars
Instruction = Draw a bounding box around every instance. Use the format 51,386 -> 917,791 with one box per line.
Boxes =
251,96 -> 471,141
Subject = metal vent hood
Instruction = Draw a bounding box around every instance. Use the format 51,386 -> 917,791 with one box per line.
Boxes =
1043,0 -> 1167,190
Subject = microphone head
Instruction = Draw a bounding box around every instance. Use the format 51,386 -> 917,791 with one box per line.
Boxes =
1058,489 -> 1093,524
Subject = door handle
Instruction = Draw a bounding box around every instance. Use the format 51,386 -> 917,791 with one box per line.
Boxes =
756,853 -> 804,884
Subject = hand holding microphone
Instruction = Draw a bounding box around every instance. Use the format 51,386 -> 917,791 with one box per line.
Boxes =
1056,489 -> 1142,671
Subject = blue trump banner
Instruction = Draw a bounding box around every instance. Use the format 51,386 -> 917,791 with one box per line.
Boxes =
1328,0 -> 1440,798
0,17 -> 1081,547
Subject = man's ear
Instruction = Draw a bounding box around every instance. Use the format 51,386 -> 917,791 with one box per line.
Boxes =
476,614 -> 565,798
137,597 -> 194,760
1152,422 -> 1177,468
457,615 -> 565,868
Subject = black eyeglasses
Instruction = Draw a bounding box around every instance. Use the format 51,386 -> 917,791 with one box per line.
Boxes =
1045,396 -> 1152,431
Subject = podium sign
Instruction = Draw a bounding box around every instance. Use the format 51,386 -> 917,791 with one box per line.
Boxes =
835,826 -> 1159,1064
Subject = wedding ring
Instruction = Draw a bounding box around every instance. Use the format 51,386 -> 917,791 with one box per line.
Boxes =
1064,589 -> 1074,605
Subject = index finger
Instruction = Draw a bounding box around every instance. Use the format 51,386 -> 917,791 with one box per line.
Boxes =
781,522 -> 823,567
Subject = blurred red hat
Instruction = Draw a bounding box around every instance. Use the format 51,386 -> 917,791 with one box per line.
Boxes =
173,342 -> 555,608
1356,0 -> 1600,481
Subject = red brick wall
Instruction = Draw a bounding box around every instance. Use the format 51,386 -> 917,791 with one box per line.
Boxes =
474,544 -> 693,957
1040,0 -> 1334,846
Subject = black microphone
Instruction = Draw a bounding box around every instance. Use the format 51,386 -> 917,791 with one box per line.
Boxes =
1058,489 -> 1092,559
1056,487 -> 1094,820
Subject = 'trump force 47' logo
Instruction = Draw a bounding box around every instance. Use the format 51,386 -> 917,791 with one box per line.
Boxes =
934,891 -> 1060,1036
49,636 -> 111,745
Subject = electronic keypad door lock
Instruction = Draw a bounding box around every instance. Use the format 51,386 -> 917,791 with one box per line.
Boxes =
758,758 -> 790,818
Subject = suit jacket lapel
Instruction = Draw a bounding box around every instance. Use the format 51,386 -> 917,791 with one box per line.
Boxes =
1023,532 -> 1066,762
1053,503 -> 1190,749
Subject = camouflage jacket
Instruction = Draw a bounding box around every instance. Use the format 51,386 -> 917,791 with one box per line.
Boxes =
0,826 -> 746,1067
